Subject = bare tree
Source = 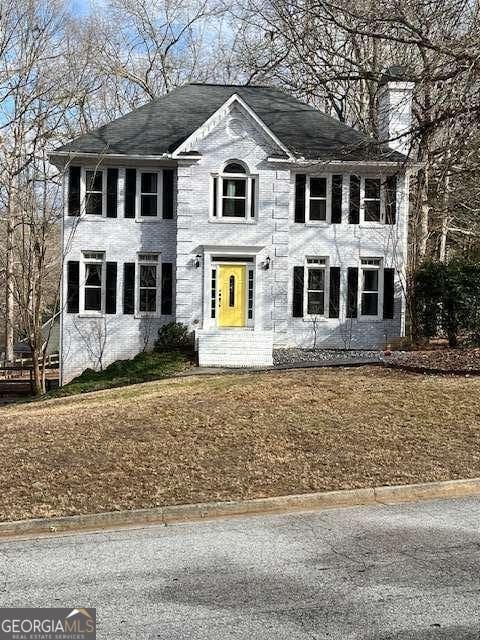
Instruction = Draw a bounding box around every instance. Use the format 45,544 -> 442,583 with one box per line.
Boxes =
73,317 -> 109,373
0,0 -> 92,390
231,0 -> 480,266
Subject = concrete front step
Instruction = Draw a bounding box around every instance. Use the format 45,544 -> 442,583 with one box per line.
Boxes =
197,330 -> 274,367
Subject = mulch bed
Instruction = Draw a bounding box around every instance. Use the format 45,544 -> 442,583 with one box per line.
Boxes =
386,348 -> 480,373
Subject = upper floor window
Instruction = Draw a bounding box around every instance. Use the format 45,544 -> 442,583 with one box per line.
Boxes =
307,176 -> 330,223
211,161 -> 256,222
139,172 -> 160,217
294,173 -> 342,224
363,178 -> 382,223
85,169 -> 104,216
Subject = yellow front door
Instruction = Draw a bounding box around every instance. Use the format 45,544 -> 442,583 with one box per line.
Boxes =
218,265 -> 246,327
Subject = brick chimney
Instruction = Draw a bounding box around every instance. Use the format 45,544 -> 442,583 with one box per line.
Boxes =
378,65 -> 415,157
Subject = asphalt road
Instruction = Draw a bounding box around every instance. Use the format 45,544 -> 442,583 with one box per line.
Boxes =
0,496 -> 479,639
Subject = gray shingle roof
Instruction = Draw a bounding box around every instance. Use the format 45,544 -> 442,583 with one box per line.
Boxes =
57,84 -> 405,162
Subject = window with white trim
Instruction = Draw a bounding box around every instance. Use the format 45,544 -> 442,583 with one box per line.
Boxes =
85,169 -> 104,216
307,176 -> 330,222
362,177 -> 384,223
82,251 -> 105,312
305,257 -> 328,316
138,253 -> 159,313
360,258 -> 383,317
211,161 -> 256,221
139,172 -> 161,217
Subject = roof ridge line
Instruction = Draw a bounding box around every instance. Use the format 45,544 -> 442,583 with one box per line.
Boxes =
188,82 -> 275,89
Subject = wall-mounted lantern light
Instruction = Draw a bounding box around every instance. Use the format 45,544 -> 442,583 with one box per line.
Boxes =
194,254 -> 202,268
263,256 -> 271,270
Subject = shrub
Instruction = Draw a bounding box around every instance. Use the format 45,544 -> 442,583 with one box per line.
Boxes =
49,351 -> 188,398
414,258 -> 480,347
154,322 -> 194,353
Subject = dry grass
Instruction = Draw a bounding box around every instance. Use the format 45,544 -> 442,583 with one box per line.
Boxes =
1,366 -> 479,522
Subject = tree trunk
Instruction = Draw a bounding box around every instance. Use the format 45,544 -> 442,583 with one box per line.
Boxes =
30,346 -> 44,395
5,214 -> 15,362
417,168 -> 430,265
439,214 -> 449,262
439,156 -> 451,262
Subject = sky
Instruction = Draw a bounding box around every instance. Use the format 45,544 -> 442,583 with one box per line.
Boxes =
68,0 -> 96,17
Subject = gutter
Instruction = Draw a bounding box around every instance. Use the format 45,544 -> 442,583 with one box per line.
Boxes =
267,157 -> 421,169
48,151 -> 204,165
48,151 -> 421,171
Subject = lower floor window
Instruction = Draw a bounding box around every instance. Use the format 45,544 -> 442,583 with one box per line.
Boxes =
138,254 -> 159,313
361,258 -> 381,316
83,251 -> 105,312
306,257 -> 327,316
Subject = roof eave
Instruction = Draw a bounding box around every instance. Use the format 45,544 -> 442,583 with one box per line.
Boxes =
267,156 -> 420,170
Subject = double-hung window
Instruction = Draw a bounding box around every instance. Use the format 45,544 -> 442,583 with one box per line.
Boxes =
307,176 -> 329,222
138,253 -> 159,313
82,251 -> 105,312
360,258 -> 382,317
362,178 -> 383,223
85,169 -> 104,216
211,161 -> 256,221
305,257 -> 328,316
139,172 -> 160,217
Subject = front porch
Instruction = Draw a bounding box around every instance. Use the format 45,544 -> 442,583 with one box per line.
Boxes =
197,329 -> 274,367
195,245 -> 274,367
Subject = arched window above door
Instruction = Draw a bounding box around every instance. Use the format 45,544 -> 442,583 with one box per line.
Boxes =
224,162 -> 246,174
211,160 -> 257,222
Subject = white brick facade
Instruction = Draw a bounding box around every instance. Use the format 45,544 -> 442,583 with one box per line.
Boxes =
60,102 -> 410,383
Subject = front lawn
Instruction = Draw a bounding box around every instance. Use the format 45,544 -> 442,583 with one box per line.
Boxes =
1,367 -> 479,522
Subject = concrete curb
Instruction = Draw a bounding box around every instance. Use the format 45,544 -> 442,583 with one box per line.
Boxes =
0,478 -> 479,540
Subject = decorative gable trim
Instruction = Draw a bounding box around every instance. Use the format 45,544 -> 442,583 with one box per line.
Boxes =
171,93 -> 294,160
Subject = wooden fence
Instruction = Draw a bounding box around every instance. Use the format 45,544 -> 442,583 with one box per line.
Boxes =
0,353 -> 60,396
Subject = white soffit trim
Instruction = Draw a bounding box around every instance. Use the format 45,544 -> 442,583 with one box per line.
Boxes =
197,245 -> 266,255
49,151 -> 174,161
172,93 -> 294,160
267,157 -> 420,170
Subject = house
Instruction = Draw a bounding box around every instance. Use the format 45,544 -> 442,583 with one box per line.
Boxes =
50,76 -> 414,384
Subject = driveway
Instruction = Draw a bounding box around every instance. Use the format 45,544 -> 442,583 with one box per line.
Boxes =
0,497 -> 479,639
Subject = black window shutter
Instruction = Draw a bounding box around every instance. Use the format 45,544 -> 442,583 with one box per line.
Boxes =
346,267 -> 358,318
105,262 -> 117,314
294,174 -> 306,223
329,267 -> 341,318
124,169 -> 136,218
161,262 -> 173,315
162,168 -> 174,219
385,175 -> 397,225
212,177 -> 218,217
123,263 -> 135,314
68,166 -> 81,216
292,266 -> 304,317
66,261 -> 79,313
383,268 -> 395,319
331,175 -> 343,224
349,175 -> 360,224
106,168 -> 118,218
250,178 -> 256,218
